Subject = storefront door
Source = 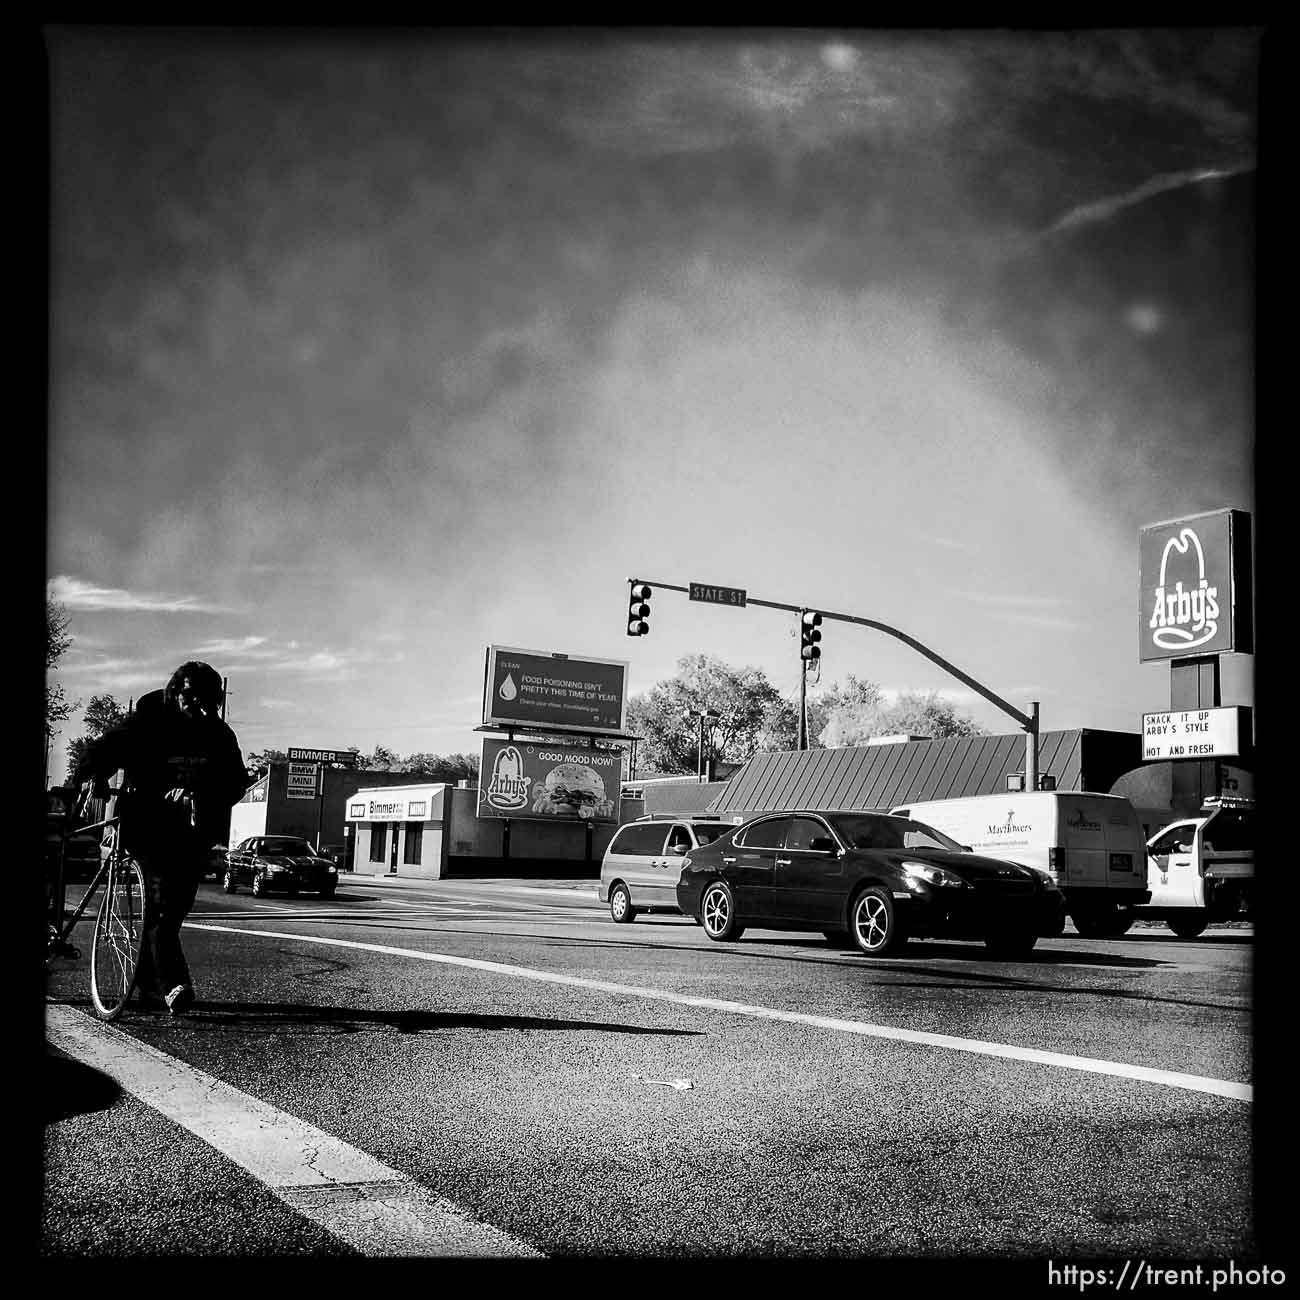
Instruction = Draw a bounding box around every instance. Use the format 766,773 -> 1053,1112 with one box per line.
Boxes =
389,825 -> 399,874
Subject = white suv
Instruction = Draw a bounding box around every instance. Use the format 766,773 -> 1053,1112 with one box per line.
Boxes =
599,818 -> 729,922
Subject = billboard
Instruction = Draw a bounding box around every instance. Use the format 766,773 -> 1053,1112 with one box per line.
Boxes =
1139,509 -> 1253,662
478,736 -> 623,823
482,646 -> 629,736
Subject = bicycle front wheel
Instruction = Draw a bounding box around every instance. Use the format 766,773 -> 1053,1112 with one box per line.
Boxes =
90,856 -> 146,1021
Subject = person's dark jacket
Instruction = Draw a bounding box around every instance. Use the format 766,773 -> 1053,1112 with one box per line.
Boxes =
73,680 -> 249,862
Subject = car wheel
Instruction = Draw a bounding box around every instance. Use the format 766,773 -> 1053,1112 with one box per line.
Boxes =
1167,912 -> 1209,939
983,928 -> 1038,957
850,886 -> 905,956
700,880 -> 744,942
252,873 -> 266,898
222,869 -> 237,894
609,882 -> 636,924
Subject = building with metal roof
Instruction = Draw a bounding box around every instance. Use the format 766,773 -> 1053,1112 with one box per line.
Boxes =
706,730 -> 1144,818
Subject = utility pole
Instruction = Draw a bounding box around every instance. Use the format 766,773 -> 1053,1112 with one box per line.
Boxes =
687,708 -> 720,780
799,659 -> 808,751
221,677 -> 230,721
798,610 -> 822,751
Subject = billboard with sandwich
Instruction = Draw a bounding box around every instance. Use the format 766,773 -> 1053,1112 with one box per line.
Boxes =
478,736 -> 622,823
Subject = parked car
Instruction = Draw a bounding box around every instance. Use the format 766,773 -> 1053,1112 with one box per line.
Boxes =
599,816 -> 731,922
223,835 -> 339,898
676,809 -> 1066,957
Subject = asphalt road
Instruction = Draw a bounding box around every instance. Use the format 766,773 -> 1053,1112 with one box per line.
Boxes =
40,874 -> 1272,1267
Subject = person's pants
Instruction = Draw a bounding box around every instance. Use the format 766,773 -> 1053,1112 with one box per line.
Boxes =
134,856 -> 203,998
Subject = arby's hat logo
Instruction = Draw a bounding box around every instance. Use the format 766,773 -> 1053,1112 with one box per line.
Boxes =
485,744 -> 529,811
1147,527 -> 1220,652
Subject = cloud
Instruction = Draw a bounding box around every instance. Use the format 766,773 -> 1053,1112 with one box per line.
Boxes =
194,636 -> 270,654
47,575 -> 240,614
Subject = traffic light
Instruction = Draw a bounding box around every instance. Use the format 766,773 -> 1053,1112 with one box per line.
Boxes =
800,610 -> 822,660
627,582 -> 652,636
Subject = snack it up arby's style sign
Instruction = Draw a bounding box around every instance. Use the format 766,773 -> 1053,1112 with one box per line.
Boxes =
482,646 -> 629,737
1138,509 -> 1253,662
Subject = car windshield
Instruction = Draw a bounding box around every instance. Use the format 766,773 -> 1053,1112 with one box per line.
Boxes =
263,838 -> 315,856
827,813 -> 965,853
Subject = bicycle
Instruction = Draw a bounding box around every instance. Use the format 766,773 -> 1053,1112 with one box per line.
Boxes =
46,794 -> 146,1022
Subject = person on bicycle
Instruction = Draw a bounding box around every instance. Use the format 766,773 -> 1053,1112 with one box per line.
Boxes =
74,660 -> 249,1015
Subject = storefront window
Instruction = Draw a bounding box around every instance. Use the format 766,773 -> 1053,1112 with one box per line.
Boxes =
368,824 -> 387,863
403,821 -> 423,864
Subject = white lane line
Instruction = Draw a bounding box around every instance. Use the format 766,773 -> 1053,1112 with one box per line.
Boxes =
44,1004 -> 543,1259
187,923 -> 1252,1104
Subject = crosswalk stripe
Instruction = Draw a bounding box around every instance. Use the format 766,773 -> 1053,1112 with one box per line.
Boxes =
44,1004 -> 544,1258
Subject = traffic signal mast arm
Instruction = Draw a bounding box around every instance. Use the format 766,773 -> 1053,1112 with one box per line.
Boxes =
626,576 -> 1039,785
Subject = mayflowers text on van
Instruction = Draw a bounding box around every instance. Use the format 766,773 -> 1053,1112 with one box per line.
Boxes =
987,811 -> 1032,836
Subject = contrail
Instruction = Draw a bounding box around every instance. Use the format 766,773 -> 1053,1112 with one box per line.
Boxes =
1045,162 -> 1255,235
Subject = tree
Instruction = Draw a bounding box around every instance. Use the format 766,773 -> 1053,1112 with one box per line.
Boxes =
360,745 -> 400,771
626,654 -> 796,776
44,598 -> 75,744
63,693 -> 129,782
244,748 -> 288,779
818,690 -> 987,748
804,674 -> 883,751
402,752 -> 480,782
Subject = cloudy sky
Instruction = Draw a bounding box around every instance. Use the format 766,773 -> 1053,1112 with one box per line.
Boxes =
45,27 -> 1259,780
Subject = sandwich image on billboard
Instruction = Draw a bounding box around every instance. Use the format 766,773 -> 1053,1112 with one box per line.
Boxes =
479,737 -> 622,823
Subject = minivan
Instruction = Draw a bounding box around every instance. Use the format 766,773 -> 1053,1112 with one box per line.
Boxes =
890,792 -> 1150,938
599,817 -> 730,922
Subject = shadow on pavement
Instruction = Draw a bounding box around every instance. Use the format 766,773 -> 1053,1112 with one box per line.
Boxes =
44,1048 -> 122,1123
139,1002 -> 705,1038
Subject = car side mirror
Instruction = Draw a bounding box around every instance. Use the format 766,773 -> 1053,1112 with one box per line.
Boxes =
808,836 -> 839,855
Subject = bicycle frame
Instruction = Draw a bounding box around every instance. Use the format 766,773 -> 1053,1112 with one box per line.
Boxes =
47,814 -> 118,961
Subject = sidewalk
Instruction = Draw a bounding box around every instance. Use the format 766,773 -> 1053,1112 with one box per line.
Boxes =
346,872 -> 597,894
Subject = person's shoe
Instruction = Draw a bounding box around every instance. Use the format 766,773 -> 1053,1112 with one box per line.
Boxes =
164,984 -> 195,1016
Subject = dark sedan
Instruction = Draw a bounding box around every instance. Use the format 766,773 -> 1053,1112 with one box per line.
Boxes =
222,835 -> 339,898
676,809 -> 1065,957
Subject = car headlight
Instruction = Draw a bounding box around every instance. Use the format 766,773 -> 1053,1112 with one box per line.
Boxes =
902,860 -> 972,890
266,864 -> 288,874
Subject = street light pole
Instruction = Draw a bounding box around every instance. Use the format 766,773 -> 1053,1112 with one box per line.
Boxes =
686,708 -> 721,781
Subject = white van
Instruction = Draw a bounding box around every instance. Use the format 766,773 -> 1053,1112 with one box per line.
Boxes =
890,792 -> 1150,938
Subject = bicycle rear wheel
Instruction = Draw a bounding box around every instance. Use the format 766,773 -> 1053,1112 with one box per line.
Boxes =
90,855 -> 146,1021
